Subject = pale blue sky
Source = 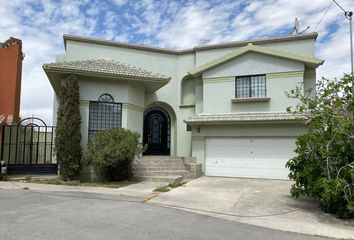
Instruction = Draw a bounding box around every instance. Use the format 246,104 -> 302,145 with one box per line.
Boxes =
0,0 -> 353,124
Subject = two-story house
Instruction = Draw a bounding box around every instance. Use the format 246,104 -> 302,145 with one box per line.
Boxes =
44,33 -> 323,180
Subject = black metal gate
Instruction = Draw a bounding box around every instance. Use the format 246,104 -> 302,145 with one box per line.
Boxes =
0,117 -> 57,175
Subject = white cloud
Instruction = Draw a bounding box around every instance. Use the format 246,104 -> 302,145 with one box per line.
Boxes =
0,0 -> 353,125
0,0 -> 100,124
111,0 -> 127,6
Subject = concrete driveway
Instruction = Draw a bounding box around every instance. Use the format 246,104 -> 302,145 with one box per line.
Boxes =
148,176 -> 354,239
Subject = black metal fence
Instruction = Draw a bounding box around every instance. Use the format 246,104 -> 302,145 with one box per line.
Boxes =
0,117 -> 57,175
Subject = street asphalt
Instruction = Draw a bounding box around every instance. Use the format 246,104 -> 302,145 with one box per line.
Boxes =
0,189 -> 329,240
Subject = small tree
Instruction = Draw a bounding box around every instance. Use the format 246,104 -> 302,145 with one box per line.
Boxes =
85,128 -> 142,181
286,74 -> 354,218
55,74 -> 82,180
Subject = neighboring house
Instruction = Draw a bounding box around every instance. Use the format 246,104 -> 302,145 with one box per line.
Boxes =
43,33 -> 323,180
0,38 -> 57,176
0,37 -> 24,125
0,37 -> 23,167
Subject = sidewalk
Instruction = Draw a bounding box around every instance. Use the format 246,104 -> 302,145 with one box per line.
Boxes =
0,180 -> 163,199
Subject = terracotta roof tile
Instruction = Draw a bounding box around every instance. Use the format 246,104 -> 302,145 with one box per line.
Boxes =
184,112 -> 307,125
43,59 -> 170,81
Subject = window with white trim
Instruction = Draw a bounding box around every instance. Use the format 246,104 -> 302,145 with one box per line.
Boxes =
235,75 -> 266,98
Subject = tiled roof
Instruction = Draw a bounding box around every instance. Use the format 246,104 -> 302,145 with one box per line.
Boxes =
184,112 -> 307,125
0,114 -> 7,125
43,59 -> 170,81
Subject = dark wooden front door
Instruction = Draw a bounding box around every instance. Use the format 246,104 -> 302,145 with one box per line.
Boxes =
143,108 -> 170,155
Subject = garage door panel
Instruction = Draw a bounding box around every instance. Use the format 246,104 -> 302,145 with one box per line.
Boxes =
206,157 -> 288,170
252,138 -> 295,159
206,166 -> 289,179
205,137 -> 296,179
205,138 -> 250,158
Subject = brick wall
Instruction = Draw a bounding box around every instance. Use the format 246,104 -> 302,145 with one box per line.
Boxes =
0,37 -> 24,124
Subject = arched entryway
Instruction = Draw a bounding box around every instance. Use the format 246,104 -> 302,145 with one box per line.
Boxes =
143,107 -> 170,155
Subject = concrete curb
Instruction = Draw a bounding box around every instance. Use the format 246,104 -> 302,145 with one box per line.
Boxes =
0,181 -> 159,199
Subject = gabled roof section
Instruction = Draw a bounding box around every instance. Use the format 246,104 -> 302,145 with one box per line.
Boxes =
43,59 -> 170,82
189,43 -> 324,76
184,112 -> 307,125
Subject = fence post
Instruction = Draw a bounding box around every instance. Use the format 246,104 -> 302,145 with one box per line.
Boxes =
0,125 -> 4,161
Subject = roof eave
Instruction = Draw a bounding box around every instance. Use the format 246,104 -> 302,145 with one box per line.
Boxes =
63,32 -> 319,55
184,119 -> 306,125
42,66 -> 170,93
42,66 -> 61,94
43,67 -> 170,83
188,44 -> 324,76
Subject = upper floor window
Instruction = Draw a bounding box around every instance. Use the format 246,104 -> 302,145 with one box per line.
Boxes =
88,94 -> 122,143
235,75 -> 266,98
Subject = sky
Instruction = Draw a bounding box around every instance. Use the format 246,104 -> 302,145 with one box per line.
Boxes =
0,0 -> 353,124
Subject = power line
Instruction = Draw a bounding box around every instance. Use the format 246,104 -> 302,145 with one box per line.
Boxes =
333,0 -> 353,21
331,0 -> 353,85
333,0 -> 346,13
314,0 -> 334,31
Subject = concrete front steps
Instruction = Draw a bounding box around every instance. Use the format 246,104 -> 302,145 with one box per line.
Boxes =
133,156 -> 202,183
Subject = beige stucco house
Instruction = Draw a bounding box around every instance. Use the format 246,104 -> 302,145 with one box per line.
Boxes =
44,33 -> 323,180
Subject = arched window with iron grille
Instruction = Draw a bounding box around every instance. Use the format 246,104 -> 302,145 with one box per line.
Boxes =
88,94 -> 122,142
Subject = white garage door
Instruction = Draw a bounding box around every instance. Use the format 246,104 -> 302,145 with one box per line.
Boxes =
205,137 -> 296,179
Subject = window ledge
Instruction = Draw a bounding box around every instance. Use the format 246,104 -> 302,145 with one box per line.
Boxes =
232,97 -> 271,103
179,104 -> 196,108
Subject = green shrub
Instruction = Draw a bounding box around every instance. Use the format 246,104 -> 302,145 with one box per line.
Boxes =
154,180 -> 187,192
154,185 -> 170,192
286,74 -> 354,218
168,180 -> 187,188
85,128 -> 142,181
55,74 -> 82,180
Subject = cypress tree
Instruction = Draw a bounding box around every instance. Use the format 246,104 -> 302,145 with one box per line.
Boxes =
55,74 -> 82,180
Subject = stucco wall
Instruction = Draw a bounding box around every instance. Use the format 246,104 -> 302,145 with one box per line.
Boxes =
79,78 -> 129,103
202,53 -> 304,79
125,106 -> 144,137
202,75 -> 303,113
177,107 -> 194,156
202,53 -> 305,113
65,40 -> 198,156
181,77 -> 196,105
60,36 -> 318,158
304,68 -> 316,97
75,77 -> 145,147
